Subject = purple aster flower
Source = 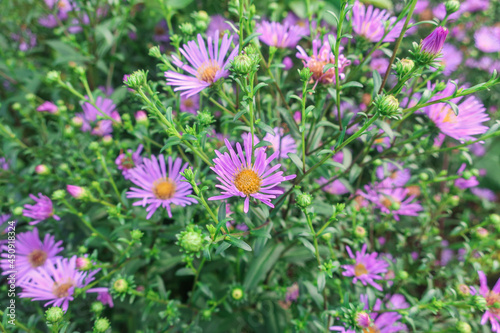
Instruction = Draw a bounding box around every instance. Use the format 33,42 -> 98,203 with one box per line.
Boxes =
463,0 -> 490,12
0,214 -> 13,244
476,270 -> 500,332
92,289 -> 114,308
282,56 -> 293,70
78,96 -> 118,137
23,193 -> 60,225
126,155 -> 197,219
262,127 -> 297,159
296,37 -> 351,87
342,244 -> 389,291
471,188 -> 497,202
11,29 -> 37,52
376,162 -> 411,187
420,27 -> 448,56
433,3 -> 462,21
180,94 -> 200,114
316,178 -> 349,196
165,33 -> 238,97
350,1 -> 406,43
425,93 -> 489,143
208,133 -> 296,213
153,20 -> 169,44
475,27 -> 500,53
256,21 -> 308,48
0,157 -> 9,171
37,101 -> 59,114
436,43 -> 463,76
370,57 -> 390,76
1,228 -> 63,282
285,283 -> 299,302
207,15 -> 234,40
39,14 -> 59,28
19,256 -> 100,312
358,180 -> 423,221
454,163 -> 479,190
115,144 -> 144,180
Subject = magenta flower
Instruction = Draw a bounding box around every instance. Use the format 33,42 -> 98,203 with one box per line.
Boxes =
115,144 -> 144,180
471,188 -> 497,202
476,270 -> 500,332
126,155 -> 197,219
475,26 -> 500,53
342,244 -> 389,291
256,21 -> 308,48
1,228 -> 63,283
296,38 -> 351,86
207,15 -> 234,40
375,162 -> 411,187
180,94 -> 200,114
285,283 -> 299,303
420,27 -> 448,56
66,185 -> 87,199
23,193 -> 60,225
78,96 -> 118,137
37,101 -> 58,114
208,133 -> 296,213
316,178 -> 349,196
262,127 -> 297,159
19,256 -> 101,312
165,33 -> 238,97
358,180 -> 423,221
436,43 -> 463,76
350,1 -> 405,43
95,289 -> 114,307
454,164 -> 479,190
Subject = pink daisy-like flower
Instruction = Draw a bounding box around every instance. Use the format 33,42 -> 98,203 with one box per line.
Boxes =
23,193 -> 60,225
180,94 -> 200,114
78,96 -> 119,137
350,1 -> 405,43
454,163 -> 479,190
425,94 -> 489,143
1,228 -> 63,282
316,177 -> 349,196
476,270 -> 500,332
358,180 -> 423,221
165,33 -> 238,97
208,133 -> 296,213
342,244 -> 389,291
420,27 -> 448,57
471,188 -> 497,202
207,15 -> 235,40
436,43 -> 463,76
126,155 -> 197,219
115,144 -> 144,180
19,256 -> 101,312
474,26 -> 500,53
296,38 -> 351,87
262,127 -> 297,159
256,21 -> 308,48
375,162 -> 411,187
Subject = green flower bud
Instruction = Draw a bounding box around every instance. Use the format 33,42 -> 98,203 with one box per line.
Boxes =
46,70 -> 61,83
78,245 -> 88,254
124,70 -> 148,90
74,66 -> 86,77
148,46 -> 162,59
181,167 -> 195,184
51,190 -> 66,201
435,81 -> 447,92
374,94 -> 401,119
94,317 -> 110,333
457,284 -> 471,296
462,171 -> 473,180
91,301 -> 104,313
373,159 -> 382,166
113,279 -> 129,293
456,322 -> 471,333
130,229 -> 144,241
231,54 -> 254,75
299,67 -> 313,82
35,164 -> 51,175
321,232 -> 332,241
88,142 -> 99,151
177,225 -> 205,253
195,20 -> 208,31
473,295 -> 487,310
102,135 -> 113,146
197,110 -> 214,126
296,193 -> 313,208
179,22 -> 195,36
391,201 -> 401,211
63,125 -> 74,138
475,227 -> 489,239
76,257 -> 92,270
398,271 -> 409,280
26,93 -> 36,102
45,306 -> 64,323
490,214 -> 500,225
231,286 -> 244,300
419,173 -> 429,181
395,58 -> 415,78
354,226 -> 366,238
13,206 -> 24,216
12,102 -> 22,110
445,0 -> 460,14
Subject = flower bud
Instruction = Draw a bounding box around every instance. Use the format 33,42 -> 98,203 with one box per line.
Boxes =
91,301 -> 105,313
490,214 -> 500,225
35,164 -> 50,175
51,190 -> 66,201
130,229 -> 144,241
321,232 -> 332,241
398,270 -> 409,280
181,167 -> 195,184
230,286 -> 245,301
124,70 -> 147,90
299,67 -> 313,82
475,227 -> 489,239
94,317 -> 111,333
414,27 -> 448,65
113,279 -> 129,293
63,125 -> 74,138
374,94 -> 401,119
76,257 -> 92,270
419,172 -> 429,181
457,284 -> 471,296
89,142 -> 99,151
283,57 -> 293,71
67,185 -> 89,200
45,306 -> 64,323
179,22 -> 195,36
445,0 -> 460,14
354,226 -> 366,238
231,54 -> 254,75
473,295 -> 487,310
197,110 -> 214,126
13,206 -> 23,216
78,245 -> 88,254
177,226 -> 205,253
296,193 -> 313,208
135,111 -> 149,126
46,70 -> 61,83
356,311 -> 371,328
395,58 -> 415,78
71,116 -> 84,128
462,171 -> 473,180
148,46 -> 162,59
37,101 -> 59,114
102,135 -> 113,146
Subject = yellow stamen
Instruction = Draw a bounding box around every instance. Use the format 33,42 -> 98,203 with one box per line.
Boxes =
234,169 -> 261,195
153,178 -> 176,200
197,60 -> 220,84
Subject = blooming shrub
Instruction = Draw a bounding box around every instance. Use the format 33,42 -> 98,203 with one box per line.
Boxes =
1,0 -> 500,332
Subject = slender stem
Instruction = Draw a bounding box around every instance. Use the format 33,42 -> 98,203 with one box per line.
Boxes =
96,150 -> 124,205
334,0 -> 347,131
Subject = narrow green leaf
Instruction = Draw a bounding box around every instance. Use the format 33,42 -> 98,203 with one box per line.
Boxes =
226,235 -> 252,251
288,153 -> 304,173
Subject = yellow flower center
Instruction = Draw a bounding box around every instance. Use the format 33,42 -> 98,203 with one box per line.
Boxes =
308,57 -> 331,82
234,169 -> 261,195
184,98 -> 194,108
441,106 -> 457,123
363,326 -> 381,333
53,280 -> 74,298
197,60 -> 220,84
120,156 -> 134,170
354,263 -> 368,277
28,249 -> 47,268
486,291 -> 500,315
153,178 -> 176,200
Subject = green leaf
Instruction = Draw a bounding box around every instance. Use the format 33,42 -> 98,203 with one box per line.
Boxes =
372,70 -> 382,98
256,122 -> 276,136
323,63 -> 335,74
166,0 -> 194,9
215,241 -> 232,255
298,238 -> 316,255
349,164 -> 362,183
253,82 -> 268,95
218,202 -> 227,223
317,271 -> 326,292
255,140 -> 273,149
175,267 -> 195,276
46,40 -> 90,65
327,10 -> 339,25
288,153 -> 304,173
342,81 -> 363,89
328,34 -> 337,53
244,243 -> 285,290
243,32 -> 262,47
233,109 -> 248,122
226,235 -> 252,251
160,137 -> 181,152
376,119 -> 394,140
